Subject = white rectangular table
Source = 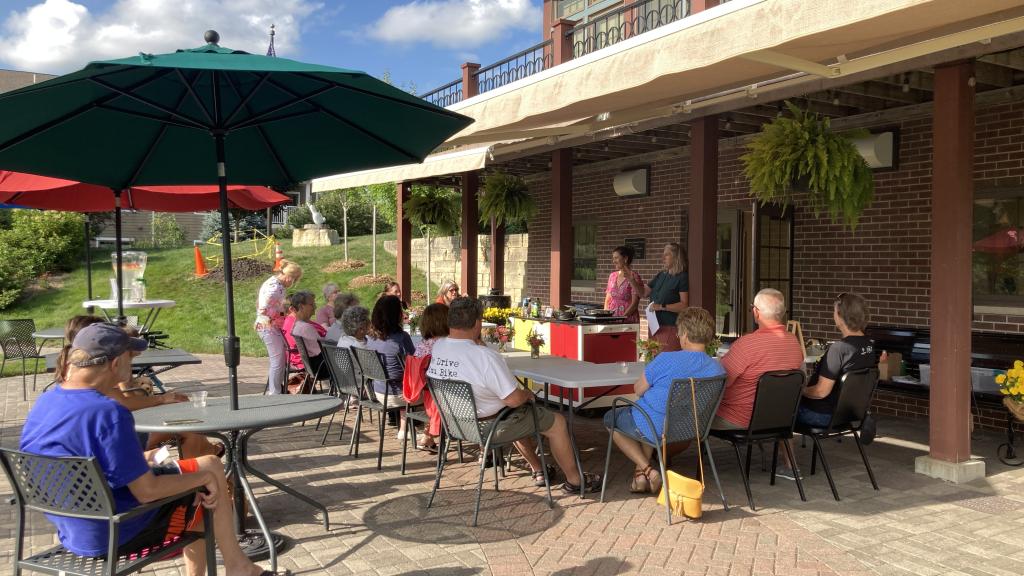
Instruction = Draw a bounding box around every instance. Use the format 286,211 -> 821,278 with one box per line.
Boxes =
505,356 -> 644,497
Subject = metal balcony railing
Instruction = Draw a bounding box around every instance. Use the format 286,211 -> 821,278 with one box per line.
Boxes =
474,40 -> 553,95
570,0 -> 691,58
421,78 -> 463,108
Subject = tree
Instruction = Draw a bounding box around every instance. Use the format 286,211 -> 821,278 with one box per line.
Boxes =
404,185 -> 460,296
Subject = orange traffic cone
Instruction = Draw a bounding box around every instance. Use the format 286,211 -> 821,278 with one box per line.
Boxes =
273,242 -> 283,271
193,244 -> 208,277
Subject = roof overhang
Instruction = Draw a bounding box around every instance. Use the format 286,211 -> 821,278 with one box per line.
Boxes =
317,0 -> 1024,186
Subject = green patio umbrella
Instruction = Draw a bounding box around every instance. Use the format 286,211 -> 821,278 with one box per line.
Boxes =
0,30 -> 472,410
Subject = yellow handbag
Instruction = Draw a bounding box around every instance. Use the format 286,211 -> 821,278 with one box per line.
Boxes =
656,378 -> 705,519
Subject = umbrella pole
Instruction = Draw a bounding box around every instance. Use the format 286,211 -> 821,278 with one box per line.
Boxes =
113,190 -> 125,321
215,133 -> 241,411
84,216 -> 94,314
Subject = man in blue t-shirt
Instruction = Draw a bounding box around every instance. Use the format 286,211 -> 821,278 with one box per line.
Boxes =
603,308 -> 724,496
20,323 -> 275,576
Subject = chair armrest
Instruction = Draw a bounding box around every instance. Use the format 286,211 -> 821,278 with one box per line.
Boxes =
113,487 -> 206,523
608,397 -> 659,441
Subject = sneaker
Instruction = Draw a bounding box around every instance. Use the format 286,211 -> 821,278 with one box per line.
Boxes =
396,430 -> 408,441
860,412 -> 877,445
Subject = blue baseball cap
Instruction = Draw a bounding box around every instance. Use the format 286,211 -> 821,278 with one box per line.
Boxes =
70,323 -> 148,367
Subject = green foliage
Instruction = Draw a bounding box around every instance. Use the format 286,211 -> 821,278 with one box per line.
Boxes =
286,188 -> 396,236
200,210 -> 266,241
481,172 -> 535,228
404,186 -> 460,235
742,101 -> 874,229
0,210 -> 85,309
150,213 -> 186,248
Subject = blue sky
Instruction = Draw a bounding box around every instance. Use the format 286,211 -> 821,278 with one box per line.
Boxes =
0,0 -> 545,94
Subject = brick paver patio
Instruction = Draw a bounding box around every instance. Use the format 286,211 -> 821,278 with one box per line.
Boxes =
3,354 -> 1024,575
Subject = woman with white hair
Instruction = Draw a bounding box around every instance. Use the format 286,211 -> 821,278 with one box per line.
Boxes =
316,282 -> 340,327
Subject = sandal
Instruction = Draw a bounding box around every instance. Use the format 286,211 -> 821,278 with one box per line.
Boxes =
629,468 -> 650,493
532,465 -> 557,487
562,472 -> 603,494
416,440 -> 438,453
642,466 -> 662,495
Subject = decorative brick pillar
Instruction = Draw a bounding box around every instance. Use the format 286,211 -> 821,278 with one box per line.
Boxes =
491,217 -> 505,294
551,18 -> 576,65
461,172 -> 479,299
550,148 -> 573,308
461,62 -> 480,100
396,181 -> 412,304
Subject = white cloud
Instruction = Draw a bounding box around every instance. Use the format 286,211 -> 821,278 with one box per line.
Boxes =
368,0 -> 540,49
0,0 -> 323,73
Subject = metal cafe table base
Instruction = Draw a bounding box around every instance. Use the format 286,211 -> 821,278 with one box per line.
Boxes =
505,356 -> 644,498
134,394 -> 342,572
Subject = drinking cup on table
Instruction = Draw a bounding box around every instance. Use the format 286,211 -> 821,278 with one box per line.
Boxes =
189,391 -> 208,408
619,361 -> 628,374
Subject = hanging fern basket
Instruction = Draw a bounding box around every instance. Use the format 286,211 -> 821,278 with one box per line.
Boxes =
480,172 -> 536,227
741,101 -> 874,230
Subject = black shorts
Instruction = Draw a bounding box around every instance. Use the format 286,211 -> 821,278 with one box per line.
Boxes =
117,459 -> 204,557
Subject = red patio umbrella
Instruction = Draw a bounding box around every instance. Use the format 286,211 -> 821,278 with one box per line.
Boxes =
0,171 -> 287,212
973,228 -> 1024,255
0,170 -> 290,317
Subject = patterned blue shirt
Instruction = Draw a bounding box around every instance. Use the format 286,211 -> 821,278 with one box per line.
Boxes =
633,350 -> 725,442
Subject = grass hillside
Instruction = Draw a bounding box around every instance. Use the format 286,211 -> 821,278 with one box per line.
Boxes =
1,233 -> 440,375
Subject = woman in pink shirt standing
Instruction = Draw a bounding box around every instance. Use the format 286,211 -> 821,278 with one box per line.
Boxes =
604,245 -> 644,323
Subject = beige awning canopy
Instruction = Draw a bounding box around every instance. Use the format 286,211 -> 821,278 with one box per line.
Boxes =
311,145 -> 494,191
313,0 -> 1024,186
445,0 -> 1024,146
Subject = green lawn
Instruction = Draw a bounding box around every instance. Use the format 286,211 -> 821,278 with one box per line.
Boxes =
1,233 -> 438,376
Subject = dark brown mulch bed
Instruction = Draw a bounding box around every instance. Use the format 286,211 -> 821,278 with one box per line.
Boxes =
348,274 -> 393,289
202,259 -> 274,283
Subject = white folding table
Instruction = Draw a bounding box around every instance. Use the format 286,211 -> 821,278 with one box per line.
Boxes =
82,298 -> 176,332
505,356 -> 644,497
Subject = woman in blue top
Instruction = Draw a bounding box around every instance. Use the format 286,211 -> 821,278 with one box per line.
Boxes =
603,307 -> 724,495
365,295 -> 416,439
644,242 -> 689,352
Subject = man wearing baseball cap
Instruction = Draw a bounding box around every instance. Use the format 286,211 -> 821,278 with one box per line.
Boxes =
20,323 -> 280,576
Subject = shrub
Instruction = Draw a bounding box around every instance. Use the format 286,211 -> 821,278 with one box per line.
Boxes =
200,210 -> 267,241
286,189 -> 397,237
0,210 -> 85,309
151,213 -> 186,248
287,205 -> 312,229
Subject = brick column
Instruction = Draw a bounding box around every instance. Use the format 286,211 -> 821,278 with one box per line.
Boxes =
461,172 -> 479,299
551,18 -> 576,65
550,148 -> 573,308
927,61 -> 976,465
691,0 -> 720,12
396,182 -> 412,304
461,62 -> 480,100
490,217 -> 505,294
688,116 -> 718,316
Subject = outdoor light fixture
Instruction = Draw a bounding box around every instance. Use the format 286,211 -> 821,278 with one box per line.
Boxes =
851,130 -> 897,169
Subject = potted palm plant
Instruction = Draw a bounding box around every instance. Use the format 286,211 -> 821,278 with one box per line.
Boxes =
742,101 -> 874,229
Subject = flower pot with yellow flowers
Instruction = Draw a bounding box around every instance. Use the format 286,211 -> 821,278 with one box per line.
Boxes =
997,360 -> 1024,421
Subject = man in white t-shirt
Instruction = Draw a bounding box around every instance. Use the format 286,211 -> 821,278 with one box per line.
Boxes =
427,297 -> 602,494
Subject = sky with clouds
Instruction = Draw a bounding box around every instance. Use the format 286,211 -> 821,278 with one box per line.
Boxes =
0,0 -> 544,94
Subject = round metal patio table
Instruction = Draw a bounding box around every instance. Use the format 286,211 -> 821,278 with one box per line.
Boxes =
134,394 -> 342,572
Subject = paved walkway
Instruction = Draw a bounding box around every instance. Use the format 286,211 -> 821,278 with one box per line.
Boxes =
2,354 -> 1024,575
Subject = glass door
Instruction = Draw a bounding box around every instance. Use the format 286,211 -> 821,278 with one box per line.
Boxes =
751,202 -> 794,327
716,209 -> 742,336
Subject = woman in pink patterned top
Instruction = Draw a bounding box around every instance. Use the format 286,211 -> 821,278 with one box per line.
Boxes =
604,245 -> 644,323
255,260 -> 302,394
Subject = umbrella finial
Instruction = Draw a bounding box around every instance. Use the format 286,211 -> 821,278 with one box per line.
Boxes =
204,30 -> 220,45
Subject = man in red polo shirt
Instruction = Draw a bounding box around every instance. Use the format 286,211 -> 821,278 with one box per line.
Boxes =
714,288 -> 805,429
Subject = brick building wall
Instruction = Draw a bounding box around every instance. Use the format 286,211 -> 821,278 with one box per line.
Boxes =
520,98 -> 1024,341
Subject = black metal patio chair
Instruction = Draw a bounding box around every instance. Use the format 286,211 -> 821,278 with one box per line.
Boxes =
351,346 -> 403,471
320,343 -> 372,451
0,319 -> 46,401
426,376 -> 553,526
600,375 -> 729,524
710,370 -> 807,511
293,336 -> 329,394
794,367 -> 880,501
0,448 -> 215,576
